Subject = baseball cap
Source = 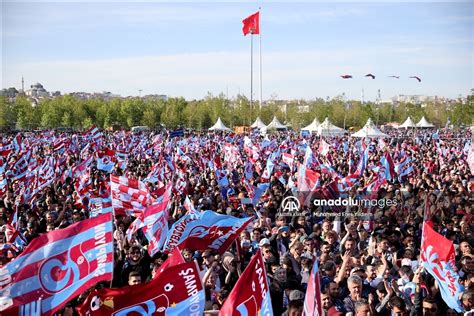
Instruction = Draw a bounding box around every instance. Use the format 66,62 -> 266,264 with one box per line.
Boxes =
241,240 -> 251,248
289,290 -> 305,301
278,226 -> 290,233
259,238 -> 270,247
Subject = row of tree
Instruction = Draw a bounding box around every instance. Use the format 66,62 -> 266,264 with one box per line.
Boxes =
0,93 -> 472,130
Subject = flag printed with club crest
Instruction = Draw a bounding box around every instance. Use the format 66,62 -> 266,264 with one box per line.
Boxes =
78,261 -> 204,316
163,211 -> 253,254
0,213 -> 114,315
421,222 -> 464,312
219,249 -> 273,316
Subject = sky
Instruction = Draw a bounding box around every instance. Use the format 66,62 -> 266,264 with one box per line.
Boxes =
2,1 -> 473,101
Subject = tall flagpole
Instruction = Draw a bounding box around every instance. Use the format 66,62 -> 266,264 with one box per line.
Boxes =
250,32 -> 254,109
259,7 -> 262,110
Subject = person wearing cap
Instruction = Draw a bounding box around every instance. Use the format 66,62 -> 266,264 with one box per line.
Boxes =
270,225 -> 290,258
239,239 -> 253,265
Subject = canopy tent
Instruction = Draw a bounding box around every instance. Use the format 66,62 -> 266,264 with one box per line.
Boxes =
265,116 -> 287,130
301,118 -> 321,133
398,117 -> 416,129
351,118 -> 388,138
208,117 -> 231,131
250,117 -> 267,129
416,116 -> 435,128
317,117 -> 346,136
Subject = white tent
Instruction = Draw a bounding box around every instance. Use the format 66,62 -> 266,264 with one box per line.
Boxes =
398,117 -> 416,129
351,118 -> 388,138
416,116 -> 435,128
250,117 -> 267,129
301,118 -> 321,133
317,117 -> 346,136
266,116 -> 287,130
209,117 -> 231,131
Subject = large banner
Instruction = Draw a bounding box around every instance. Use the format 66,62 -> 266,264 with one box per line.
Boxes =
78,261 -> 204,316
163,211 -> 253,254
0,213 -> 114,315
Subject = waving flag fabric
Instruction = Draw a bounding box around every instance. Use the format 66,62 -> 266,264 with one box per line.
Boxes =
318,139 -> 330,156
0,213 -> 114,315
78,261 -> 205,316
380,151 -> 396,181
142,184 -> 172,256
89,196 -> 113,218
251,183 -> 270,206
163,211 -> 253,254
96,153 -> 115,173
154,246 -> 185,279
421,222 -> 464,312
242,11 -> 260,35
0,159 -> 7,197
219,249 -> 273,316
303,259 -> 323,316
110,175 -> 152,217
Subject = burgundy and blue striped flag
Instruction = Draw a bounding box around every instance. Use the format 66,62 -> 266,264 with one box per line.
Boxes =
89,196 -> 113,218
163,211 -> 253,254
0,213 -> 114,315
78,261 -> 204,316
303,258 -> 323,316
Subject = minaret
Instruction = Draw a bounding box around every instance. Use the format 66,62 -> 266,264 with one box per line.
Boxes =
21,76 -> 24,92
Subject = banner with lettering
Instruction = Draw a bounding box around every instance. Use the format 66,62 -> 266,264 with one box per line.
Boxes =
0,213 -> 113,315
78,261 -> 204,316
162,211 -> 253,254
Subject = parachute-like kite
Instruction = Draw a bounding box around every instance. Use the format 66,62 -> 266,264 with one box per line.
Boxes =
410,76 -> 421,82
365,74 -> 375,79
341,75 -> 353,79
388,75 -> 400,79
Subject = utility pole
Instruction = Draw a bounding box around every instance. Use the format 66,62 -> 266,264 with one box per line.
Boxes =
138,89 -> 142,97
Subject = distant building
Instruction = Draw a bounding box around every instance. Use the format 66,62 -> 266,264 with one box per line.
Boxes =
68,91 -> 119,100
25,82 -> 49,98
143,94 -> 168,101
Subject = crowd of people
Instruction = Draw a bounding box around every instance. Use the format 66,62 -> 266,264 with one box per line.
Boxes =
0,126 -> 473,315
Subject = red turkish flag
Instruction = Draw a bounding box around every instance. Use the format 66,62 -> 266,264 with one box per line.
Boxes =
242,12 -> 260,35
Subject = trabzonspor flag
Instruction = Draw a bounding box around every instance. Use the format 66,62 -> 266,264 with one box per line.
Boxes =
0,213 -> 114,315
303,259 -> 323,316
421,222 -> 464,312
163,211 -> 253,254
89,196 -> 113,218
78,261 -> 204,316
219,249 -> 273,316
